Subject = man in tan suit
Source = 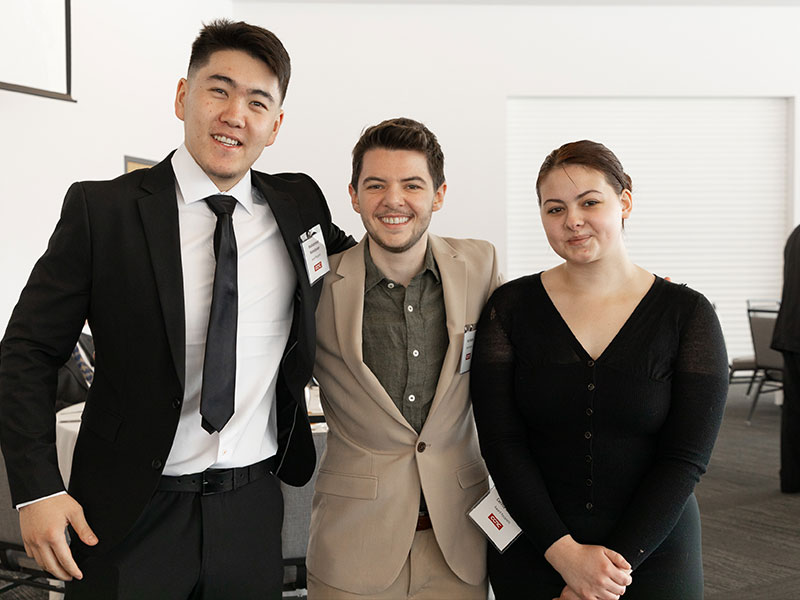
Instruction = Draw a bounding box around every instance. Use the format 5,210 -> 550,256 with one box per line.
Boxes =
307,118 -> 501,599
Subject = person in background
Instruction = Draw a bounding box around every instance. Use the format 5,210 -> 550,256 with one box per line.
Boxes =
307,118 -> 501,599
0,19 -> 352,599
772,224 -> 800,494
470,140 -> 728,600
55,332 -> 94,412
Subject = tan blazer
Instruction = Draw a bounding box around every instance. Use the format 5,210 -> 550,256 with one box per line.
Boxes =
307,234 -> 502,595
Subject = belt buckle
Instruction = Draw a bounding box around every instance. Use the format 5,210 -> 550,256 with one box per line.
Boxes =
201,471 -> 231,496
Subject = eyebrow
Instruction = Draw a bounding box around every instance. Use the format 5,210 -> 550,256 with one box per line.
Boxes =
208,74 -> 276,104
362,176 -> 428,185
543,190 -> 601,205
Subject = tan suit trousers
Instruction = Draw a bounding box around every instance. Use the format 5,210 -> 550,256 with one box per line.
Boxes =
307,529 -> 488,600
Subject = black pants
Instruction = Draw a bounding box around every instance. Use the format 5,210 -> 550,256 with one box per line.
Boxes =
65,472 -> 284,600
781,352 -> 800,493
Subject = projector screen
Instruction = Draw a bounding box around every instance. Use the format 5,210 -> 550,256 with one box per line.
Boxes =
0,0 -> 72,101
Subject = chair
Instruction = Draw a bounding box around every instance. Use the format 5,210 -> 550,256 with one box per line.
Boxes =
281,427 -> 326,592
746,308 -> 784,424
729,300 -> 780,394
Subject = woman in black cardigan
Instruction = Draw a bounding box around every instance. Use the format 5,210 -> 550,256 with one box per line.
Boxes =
470,140 -> 728,600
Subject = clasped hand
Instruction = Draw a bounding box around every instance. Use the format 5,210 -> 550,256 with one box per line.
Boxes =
545,535 -> 632,600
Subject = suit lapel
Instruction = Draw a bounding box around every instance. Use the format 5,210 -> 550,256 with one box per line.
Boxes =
137,156 -> 186,391
426,235 -> 468,422
331,238 -> 415,430
252,172 -> 307,292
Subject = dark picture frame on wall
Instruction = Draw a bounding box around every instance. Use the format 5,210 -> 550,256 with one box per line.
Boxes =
124,156 -> 157,173
0,0 -> 74,102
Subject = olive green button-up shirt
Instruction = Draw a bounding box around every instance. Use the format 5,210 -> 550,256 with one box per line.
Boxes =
362,241 -> 448,434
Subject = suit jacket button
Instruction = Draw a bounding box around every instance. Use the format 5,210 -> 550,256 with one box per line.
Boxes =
151,458 -> 162,470
172,397 -> 182,409
417,442 -> 427,453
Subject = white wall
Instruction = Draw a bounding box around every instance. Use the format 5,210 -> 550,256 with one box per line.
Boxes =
2,1 -> 800,327
0,0 -> 232,324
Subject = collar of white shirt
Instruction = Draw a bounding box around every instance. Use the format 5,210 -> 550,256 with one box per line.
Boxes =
171,144 -> 255,215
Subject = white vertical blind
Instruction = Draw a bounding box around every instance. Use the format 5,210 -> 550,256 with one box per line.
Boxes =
507,97 -> 789,360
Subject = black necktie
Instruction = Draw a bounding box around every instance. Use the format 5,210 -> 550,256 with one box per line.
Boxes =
200,194 -> 238,434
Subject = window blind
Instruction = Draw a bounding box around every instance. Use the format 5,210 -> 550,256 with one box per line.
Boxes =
507,97 -> 789,359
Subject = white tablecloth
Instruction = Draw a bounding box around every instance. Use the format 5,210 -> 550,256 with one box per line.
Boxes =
55,402 -> 84,487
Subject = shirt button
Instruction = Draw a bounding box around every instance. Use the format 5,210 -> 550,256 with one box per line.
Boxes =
172,397 -> 182,409
585,407 -> 593,416
584,431 -> 592,439
587,360 -> 595,367
587,383 -> 595,391
387,282 -> 395,289
408,394 -> 416,402
585,454 -> 592,463
417,442 -> 427,452
412,349 -> 420,357
586,502 -> 593,510
586,478 -> 593,487
407,305 -> 414,312
151,458 -> 162,470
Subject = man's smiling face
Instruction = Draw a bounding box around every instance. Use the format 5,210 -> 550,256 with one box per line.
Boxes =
350,148 -> 445,254
174,49 -> 284,191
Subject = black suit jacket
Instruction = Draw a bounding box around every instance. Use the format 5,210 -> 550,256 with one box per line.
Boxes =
773,224 -> 800,354
0,154 -> 354,552
55,332 -> 94,412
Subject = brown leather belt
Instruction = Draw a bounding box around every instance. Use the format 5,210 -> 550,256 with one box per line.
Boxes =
416,514 -> 432,531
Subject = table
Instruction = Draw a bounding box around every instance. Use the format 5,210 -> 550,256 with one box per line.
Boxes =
55,402 -> 84,486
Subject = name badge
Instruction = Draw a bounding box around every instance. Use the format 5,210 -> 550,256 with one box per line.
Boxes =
468,485 -> 522,553
459,324 -> 476,374
299,225 -> 330,285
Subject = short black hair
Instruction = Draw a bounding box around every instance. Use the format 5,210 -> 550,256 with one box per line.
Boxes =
188,19 -> 291,103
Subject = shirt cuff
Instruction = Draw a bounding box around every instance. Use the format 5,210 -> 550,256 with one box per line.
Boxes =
16,490 -> 67,510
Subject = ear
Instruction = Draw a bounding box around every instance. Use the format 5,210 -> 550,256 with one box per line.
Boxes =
432,182 -> 447,213
174,78 -> 188,121
264,109 -> 285,148
620,189 -> 633,220
349,183 -> 361,214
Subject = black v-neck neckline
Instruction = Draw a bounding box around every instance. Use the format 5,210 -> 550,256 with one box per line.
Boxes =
535,272 -> 661,363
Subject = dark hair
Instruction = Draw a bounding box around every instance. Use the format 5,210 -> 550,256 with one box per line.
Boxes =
536,140 -> 632,205
351,118 -> 445,190
188,19 -> 291,104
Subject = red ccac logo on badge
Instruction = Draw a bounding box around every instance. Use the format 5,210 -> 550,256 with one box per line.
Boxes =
488,513 -> 503,531
314,262 -> 322,271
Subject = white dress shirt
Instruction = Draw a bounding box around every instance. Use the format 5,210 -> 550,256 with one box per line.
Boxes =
164,144 -> 296,475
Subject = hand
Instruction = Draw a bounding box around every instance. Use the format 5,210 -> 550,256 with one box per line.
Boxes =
553,584 -> 622,600
545,535 -> 632,600
553,585 -> 584,600
19,494 -> 98,581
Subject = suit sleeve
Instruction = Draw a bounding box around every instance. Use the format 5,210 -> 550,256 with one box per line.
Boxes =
470,286 -> 571,553
0,182 -> 92,505
305,174 -> 355,255
604,295 -> 728,568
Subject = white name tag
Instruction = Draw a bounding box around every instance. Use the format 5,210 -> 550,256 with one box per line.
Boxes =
468,485 -> 522,553
459,324 -> 476,374
299,224 -> 330,285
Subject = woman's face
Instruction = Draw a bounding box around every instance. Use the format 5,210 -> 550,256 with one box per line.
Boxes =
538,164 -> 632,265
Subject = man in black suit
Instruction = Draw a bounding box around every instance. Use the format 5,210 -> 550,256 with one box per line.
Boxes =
0,19 -> 352,599
773,224 -> 800,494
55,333 -> 94,412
